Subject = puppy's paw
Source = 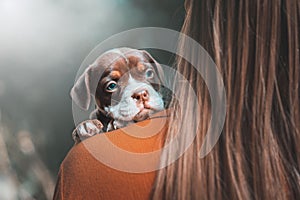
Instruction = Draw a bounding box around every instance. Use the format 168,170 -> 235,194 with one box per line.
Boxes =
72,119 -> 104,144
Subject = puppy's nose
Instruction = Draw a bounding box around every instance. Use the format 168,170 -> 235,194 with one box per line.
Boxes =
132,90 -> 149,101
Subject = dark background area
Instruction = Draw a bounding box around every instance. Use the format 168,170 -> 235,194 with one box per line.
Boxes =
0,0 -> 184,199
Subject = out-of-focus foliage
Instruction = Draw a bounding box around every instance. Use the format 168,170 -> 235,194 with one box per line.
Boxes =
0,0 -> 184,199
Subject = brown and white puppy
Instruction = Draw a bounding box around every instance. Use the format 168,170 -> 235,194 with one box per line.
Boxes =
71,47 -> 166,143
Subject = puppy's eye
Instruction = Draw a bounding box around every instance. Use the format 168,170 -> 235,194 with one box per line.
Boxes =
105,81 -> 118,92
145,69 -> 154,79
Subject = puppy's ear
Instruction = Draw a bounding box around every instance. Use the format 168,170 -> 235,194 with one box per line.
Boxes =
142,50 -> 165,84
70,66 -> 96,110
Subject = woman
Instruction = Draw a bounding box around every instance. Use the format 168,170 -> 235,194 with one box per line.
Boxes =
54,0 -> 299,199
151,0 -> 299,199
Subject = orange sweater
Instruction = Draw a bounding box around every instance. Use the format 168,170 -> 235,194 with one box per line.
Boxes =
53,111 -> 168,200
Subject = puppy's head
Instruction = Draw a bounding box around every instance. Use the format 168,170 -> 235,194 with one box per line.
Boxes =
71,48 -> 165,125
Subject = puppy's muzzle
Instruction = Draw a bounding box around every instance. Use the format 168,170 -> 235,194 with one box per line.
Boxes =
132,89 -> 149,102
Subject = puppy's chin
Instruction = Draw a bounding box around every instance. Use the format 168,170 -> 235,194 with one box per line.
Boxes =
103,82 -> 165,125
132,108 -> 153,122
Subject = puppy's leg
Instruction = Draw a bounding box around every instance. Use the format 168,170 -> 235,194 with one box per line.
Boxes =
72,119 -> 104,144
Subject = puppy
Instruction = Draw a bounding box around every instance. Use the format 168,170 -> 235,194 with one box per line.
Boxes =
71,47 -> 168,143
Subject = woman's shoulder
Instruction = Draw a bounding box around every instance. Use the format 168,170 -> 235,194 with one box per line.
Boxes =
62,109 -> 170,169
54,112 -> 169,199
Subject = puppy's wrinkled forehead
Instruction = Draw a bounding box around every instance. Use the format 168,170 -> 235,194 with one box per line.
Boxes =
101,51 -> 155,82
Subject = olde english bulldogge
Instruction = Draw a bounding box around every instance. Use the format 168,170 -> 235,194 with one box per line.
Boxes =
71,47 -> 170,143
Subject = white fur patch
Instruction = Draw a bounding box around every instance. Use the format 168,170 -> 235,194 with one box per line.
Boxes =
105,76 -> 164,125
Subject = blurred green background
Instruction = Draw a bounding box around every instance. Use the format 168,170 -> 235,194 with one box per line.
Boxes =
0,0 -> 184,199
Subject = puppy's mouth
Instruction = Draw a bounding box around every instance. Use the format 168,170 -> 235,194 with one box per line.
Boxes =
132,108 -> 153,122
103,83 -> 165,124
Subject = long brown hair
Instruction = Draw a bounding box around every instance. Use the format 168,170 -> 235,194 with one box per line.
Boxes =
151,0 -> 300,199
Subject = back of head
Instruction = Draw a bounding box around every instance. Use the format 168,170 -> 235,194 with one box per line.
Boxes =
152,0 -> 300,199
